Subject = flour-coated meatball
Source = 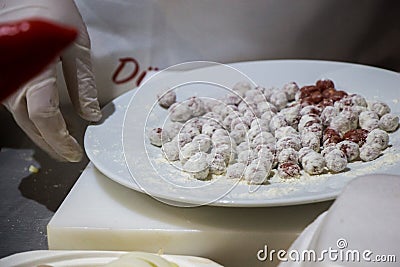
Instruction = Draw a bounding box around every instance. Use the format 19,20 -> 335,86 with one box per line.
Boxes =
325,149 -> 348,173
157,90 -> 176,108
365,129 -> 389,149
379,114 -> 399,132
360,144 -> 382,162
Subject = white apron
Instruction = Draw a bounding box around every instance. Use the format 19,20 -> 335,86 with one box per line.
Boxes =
73,0 -> 399,104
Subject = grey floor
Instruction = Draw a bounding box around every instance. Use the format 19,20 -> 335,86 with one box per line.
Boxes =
0,105 -> 89,258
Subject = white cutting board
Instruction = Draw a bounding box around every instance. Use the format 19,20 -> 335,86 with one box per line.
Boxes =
47,163 -> 332,267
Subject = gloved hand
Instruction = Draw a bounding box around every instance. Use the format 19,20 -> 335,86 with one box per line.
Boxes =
0,0 -> 101,162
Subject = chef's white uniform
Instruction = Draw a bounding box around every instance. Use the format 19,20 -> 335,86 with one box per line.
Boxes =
74,0 -> 400,104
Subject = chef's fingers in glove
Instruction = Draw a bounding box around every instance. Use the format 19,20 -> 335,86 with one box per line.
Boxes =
5,64 -> 83,162
3,79 -> 66,162
60,4 -> 101,122
1,0 -> 100,161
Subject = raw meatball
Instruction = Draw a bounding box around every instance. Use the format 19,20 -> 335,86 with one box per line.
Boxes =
298,114 -> 321,133
161,140 -> 179,161
270,91 -> 288,110
231,116 -> 251,130
250,118 -> 270,132
226,163 -> 246,179
201,121 -> 222,136
183,152 -> 209,180
341,109 -> 358,130
179,142 -> 199,164
262,86 -> 276,101
336,141 -> 360,162
157,90 -> 176,108
184,117 -> 205,132
366,129 -> 389,149
212,128 -> 229,138
247,127 -> 261,141
301,151 -> 326,175
320,145 -> 337,158
316,79 -> 335,90
261,110 -> 276,122
359,111 -> 379,126
300,105 -> 322,116
237,150 -> 256,165
257,101 -> 276,115
359,144 -> 382,162
243,110 -> 257,121
368,101 -> 391,117
269,114 -> 288,133
192,134 -> 212,152
180,126 -> 200,139
323,128 -> 342,147
233,81 -> 252,97
212,104 -> 232,119
360,117 -> 379,131
276,135 -> 302,152
238,101 -> 257,115
180,124 -> 200,139
379,114 -> 399,132
233,122 -> 250,132
224,93 -> 242,105
330,115 -> 352,135
277,148 -> 299,164
230,129 -> 247,144
148,128 -> 163,146
223,113 -> 240,130
169,102 -> 192,122
348,105 -> 367,115
255,157 -> 273,173
186,97 -> 206,117
325,149 -> 348,173
301,132 -> 320,152
343,129 -> 369,146
245,89 -> 264,101
203,112 -> 223,122
301,123 -> 323,140
174,132 -> 192,148
237,141 -> 251,152
278,162 -> 301,179
211,144 -> 236,164
252,92 -> 268,104
207,153 -> 227,175
275,126 -> 298,140
252,132 -> 276,149
162,122 -> 183,141
212,135 -> 232,148
253,149 -> 275,169
202,98 -> 220,112
282,82 -> 299,101
254,142 -> 277,155
244,162 -> 268,184
281,105 -> 301,128
298,147 -> 314,163
351,94 -> 368,107
320,106 -> 339,126
345,94 -> 367,107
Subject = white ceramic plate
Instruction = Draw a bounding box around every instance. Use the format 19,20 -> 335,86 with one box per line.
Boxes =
0,250 -> 222,267
84,60 -> 400,207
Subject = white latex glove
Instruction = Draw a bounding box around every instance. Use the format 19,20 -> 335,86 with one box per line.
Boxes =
0,0 -> 101,162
